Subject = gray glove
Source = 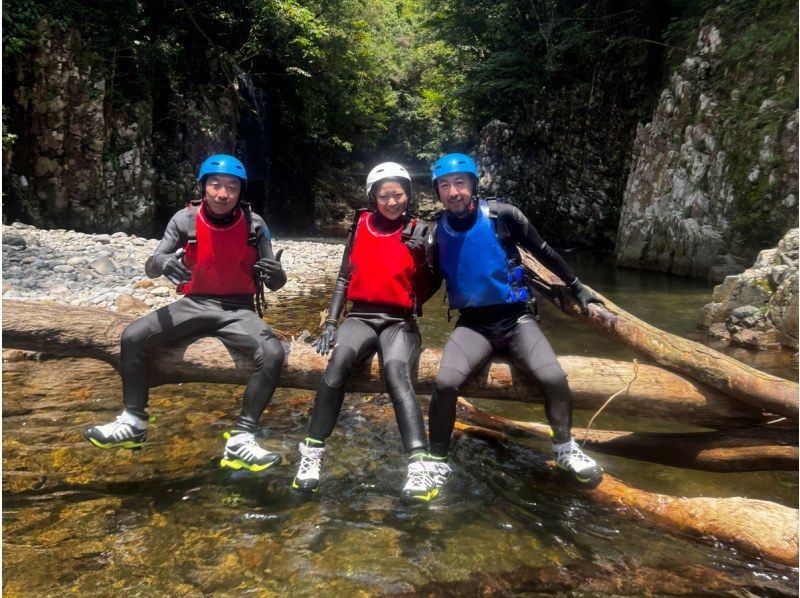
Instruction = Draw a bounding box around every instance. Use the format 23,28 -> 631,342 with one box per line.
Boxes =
312,322 -> 338,356
159,250 -> 192,285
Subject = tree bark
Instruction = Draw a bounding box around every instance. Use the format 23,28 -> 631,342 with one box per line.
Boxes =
521,251 -> 799,419
2,300 -> 767,428
593,473 -> 798,567
456,399 -> 798,472
454,422 -> 798,566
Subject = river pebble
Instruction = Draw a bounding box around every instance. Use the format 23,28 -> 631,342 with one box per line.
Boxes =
2,223 -> 343,312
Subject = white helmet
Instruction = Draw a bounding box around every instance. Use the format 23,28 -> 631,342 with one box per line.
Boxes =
365,162 -> 411,196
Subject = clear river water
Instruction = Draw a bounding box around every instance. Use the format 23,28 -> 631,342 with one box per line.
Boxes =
3,250 -> 798,596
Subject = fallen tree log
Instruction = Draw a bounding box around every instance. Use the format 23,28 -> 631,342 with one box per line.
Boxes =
454,422 -> 799,567
4,361 -> 796,569
456,399 -> 798,472
2,300 -> 768,428
521,251 -> 799,419
589,473 -> 798,567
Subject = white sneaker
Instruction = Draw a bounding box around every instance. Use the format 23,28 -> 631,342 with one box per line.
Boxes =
552,438 -> 603,485
84,410 -> 148,449
220,431 -> 282,472
425,458 -> 452,490
292,441 -> 325,492
401,459 -> 438,502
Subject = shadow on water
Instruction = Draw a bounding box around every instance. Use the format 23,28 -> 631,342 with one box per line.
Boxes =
3,249 -> 798,596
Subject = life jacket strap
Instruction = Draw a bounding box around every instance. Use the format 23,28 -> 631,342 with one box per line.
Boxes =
478,198 -> 540,317
185,200 -> 259,246
185,200 -> 201,245
401,217 -> 417,243
240,200 -> 259,247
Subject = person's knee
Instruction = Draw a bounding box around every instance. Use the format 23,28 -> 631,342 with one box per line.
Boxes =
255,338 -> 285,370
383,360 -> 412,399
322,345 -> 358,388
121,320 -> 150,354
536,364 -> 569,394
434,366 -> 463,395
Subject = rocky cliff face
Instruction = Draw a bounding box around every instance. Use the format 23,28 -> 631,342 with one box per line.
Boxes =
5,22 -> 156,233
3,21 -> 237,236
616,21 -> 798,280
473,37 -> 661,249
699,228 -> 798,349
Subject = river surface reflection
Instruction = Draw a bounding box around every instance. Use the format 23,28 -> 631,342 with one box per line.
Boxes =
3,250 -> 798,596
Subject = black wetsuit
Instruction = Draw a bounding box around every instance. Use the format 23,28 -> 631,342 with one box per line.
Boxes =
306,211 -> 438,454
428,201 -> 578,457
121,203 -> 287,433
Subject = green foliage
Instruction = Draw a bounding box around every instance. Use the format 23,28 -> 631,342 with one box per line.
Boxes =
3,1 -> 48,55
2,0 -> 81,55
424,0 -> 664,131
4,0 -> 797,239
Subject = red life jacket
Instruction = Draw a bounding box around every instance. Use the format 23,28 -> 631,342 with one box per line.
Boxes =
347,211 -> 417,309
179,204 -> 257,296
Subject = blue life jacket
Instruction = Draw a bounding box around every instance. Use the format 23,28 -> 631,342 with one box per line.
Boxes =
436,199 -> 529,309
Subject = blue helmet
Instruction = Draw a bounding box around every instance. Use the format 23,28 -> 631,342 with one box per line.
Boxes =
197,154 -> 248,182
431,153 -> 479,186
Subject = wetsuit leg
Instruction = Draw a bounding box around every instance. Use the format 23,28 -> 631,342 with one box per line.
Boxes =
213,307 -> 285,434
507,313 -> 572,443
120,297 -> 222,416
306,316 -> 378,441
428,325 -> 494,457
376,319 -> 426,454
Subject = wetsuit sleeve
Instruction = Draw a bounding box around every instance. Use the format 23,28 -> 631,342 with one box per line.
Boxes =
499,204 -> 578,285
324,229 -> 355,325
415,221 -> 443,305
145,211 -> 188,278
252,214 -> 287,291
253,214 -> 276,259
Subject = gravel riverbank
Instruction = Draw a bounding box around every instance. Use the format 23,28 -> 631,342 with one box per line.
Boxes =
2,222 -> 344,314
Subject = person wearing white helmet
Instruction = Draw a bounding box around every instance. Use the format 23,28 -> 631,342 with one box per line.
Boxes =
292,162 -> 441,501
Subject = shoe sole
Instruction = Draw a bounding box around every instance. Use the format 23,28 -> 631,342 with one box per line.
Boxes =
557,464 -> 604,486
291,478 -> 319,493
219,457 -> 281,472
401,488 -> 439,502
86,437 -> 144,450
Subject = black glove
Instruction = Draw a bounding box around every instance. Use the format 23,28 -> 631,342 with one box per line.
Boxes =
569,278 -> 603,312
312,322 -> 338,356
159,250 -> 192,285
253,248 -> 286,290
404,235 -> 427,264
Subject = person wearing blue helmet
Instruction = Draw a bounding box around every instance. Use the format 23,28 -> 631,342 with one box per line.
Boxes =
84,153 -> 288,474
424,152 -> 604,490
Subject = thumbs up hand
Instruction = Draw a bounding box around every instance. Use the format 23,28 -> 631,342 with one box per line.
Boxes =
254,248 -> 286,290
